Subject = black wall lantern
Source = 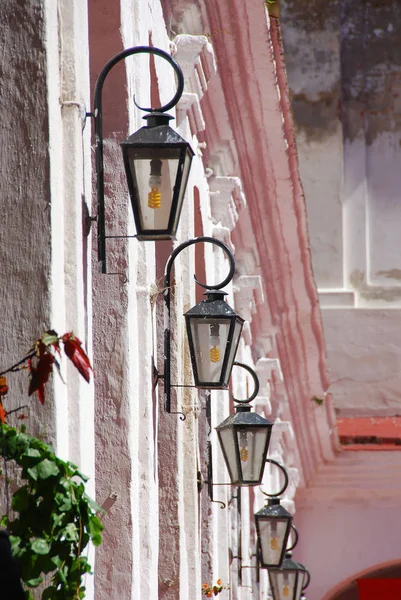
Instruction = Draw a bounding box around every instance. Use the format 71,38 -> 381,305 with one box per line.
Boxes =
255,498 -> 293,568
268,553 -> 310,600
216,362 -> 273,485
154,236 -> 243,419
120,111 -> 194,242
184,292 -> 244,389
255,460 -> 295,569
90,46 -> 194,273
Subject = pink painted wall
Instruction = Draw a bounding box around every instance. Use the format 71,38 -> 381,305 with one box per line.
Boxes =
295,450 -> 401,600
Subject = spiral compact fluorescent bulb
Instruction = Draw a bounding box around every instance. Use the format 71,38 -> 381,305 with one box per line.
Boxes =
270,522 -> 279,550
209,324 -> 221,363
148,158 -> 163,209
239,431 -> 249,462
282,573 -> 290,597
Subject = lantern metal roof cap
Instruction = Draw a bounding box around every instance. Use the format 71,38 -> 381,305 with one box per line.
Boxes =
216,410 -> 273,430
255,498 -> 292,519
184,290 -> 243,318
120,114 -> 194,148
269,552 -> 305,572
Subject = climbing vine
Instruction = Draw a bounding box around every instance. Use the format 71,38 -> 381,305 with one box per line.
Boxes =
0,330 -> 102,599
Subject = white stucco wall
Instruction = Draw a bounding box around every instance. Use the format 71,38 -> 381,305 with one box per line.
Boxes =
280,0 -> 401,416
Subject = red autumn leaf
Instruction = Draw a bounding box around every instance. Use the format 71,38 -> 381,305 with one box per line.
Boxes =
0,403 -> 6,424
0,376 -> 8,396
28,353 -> 55,405
62,333 -> 92,383
17,413 -> 26,420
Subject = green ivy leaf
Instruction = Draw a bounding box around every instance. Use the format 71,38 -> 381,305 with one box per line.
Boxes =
62,523 -> 79,542
51,555 -> 63,569
55,492 -> 72,512
26,465 -> 38,481
36,458 -> 60,479
1,423 -> 100,597
24,448 -> 42,458
30,538 -> 51,555
12,485 -> 31,511
86,496 -> 104,513
91,532 -> 103,547
88,514 -> 104,538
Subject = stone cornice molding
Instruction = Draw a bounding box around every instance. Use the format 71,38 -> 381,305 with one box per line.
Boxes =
269,420 -> 293,455
198,0 -> 337,482
208,175 -> 246,231
234,275 -> 264,322
166,0 -> 337,484
255,357 -> 283,384
287,467 -> 301,500
176,92 -> 205,131
172,34 -> 216,92
211,224 -> 234,253
172,34 -> 216,133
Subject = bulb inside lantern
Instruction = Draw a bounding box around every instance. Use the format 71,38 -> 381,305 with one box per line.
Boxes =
148,158 -> 163,208
270,521 -> 279,550
283,573 -> 290,597
209,323 -> 221,363
239,430 -> 249,462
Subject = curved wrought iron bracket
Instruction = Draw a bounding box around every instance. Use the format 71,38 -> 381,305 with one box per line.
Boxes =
298,563 -> 311,590
260,458 -> 289,498
286,523 -> 299,552
92,46 -> 185,273
230,361 -> 260,404
162,236 -> 235,417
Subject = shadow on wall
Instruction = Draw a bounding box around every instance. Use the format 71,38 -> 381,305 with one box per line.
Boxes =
322,560 -> 401,600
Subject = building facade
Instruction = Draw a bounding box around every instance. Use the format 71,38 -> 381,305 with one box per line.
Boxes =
0,0 -> 344,598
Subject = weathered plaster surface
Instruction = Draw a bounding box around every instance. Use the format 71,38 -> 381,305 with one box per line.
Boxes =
322,308 -> 401,417
281,0 -> 401,408
88,1 -> 134,598
1,1 -> 94,597
0,1 -> 55,437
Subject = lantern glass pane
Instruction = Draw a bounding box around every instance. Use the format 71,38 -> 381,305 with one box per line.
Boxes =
258,518 -> 289,566
218,428 -> 238,482
189,319 -> 230,383
271,571 -> 296,600
127,149 -> 181,231
171,149 -> 192,231
237,427 -> 270,482
295,569 -> 307,599
223,319 -> 243,385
